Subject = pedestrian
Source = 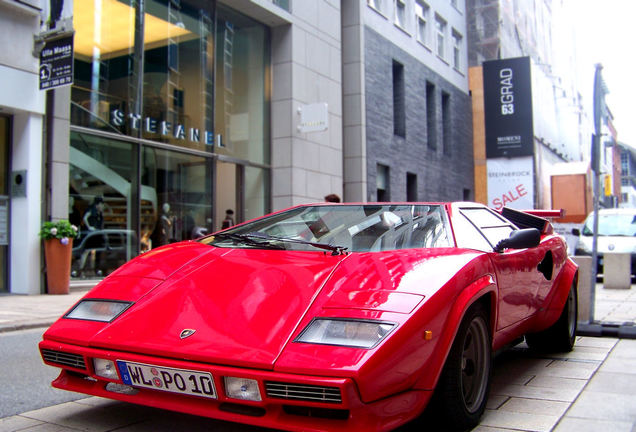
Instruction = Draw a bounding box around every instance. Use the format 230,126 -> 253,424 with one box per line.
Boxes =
222,209 -> 235,229
324,194 -> 341,203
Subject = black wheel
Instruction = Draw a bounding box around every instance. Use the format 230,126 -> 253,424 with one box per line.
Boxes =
526,282 -> 577,352
428,303 -> 491,431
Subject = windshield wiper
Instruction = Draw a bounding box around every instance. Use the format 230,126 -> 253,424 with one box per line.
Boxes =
243,232 -> 349,256
212,232 -> 285,250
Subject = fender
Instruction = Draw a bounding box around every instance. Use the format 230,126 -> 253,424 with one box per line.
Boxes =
414,274 -> 497,390
533,257 -> 578,331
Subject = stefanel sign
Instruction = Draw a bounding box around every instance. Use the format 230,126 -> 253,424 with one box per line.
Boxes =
483,56 -> 533,158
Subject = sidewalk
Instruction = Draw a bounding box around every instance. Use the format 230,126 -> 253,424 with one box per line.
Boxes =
1,283 -> 635,431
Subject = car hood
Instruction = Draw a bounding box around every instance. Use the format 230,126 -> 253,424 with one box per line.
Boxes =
87,247 -> 345,369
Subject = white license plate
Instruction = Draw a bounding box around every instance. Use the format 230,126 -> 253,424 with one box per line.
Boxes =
117,361 -> 216,399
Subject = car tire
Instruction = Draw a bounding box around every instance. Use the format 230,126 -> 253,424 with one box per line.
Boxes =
526,282 -> 577,353
428,303 -> 491,431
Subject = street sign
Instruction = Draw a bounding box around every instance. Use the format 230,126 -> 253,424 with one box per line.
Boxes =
39,34 -> 74,90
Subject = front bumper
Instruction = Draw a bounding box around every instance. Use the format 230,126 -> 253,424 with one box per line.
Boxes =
39,340 -> 431,432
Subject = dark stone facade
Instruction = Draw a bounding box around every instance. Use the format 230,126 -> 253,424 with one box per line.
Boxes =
365,27 -> 474,202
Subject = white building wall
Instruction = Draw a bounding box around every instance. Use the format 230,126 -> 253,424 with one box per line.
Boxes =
0,0 -> 46,294
270,0 -> 343,209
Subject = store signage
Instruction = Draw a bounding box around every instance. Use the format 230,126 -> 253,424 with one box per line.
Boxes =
111,109 -> 216,145
39,34 -> 74,90
487,157 -> 534,211
297,103 -> 328,133
483,56 -> 534,158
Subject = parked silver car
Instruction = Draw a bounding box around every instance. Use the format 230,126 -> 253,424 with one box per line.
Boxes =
575,208 -> 636,275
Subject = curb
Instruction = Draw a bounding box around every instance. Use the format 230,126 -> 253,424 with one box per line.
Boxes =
577,322 -> 636,339
0,320 -> 57,334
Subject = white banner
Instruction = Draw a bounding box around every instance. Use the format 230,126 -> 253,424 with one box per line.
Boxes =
487,157 -> 534,210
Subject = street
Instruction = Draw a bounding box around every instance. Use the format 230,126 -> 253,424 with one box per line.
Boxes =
0,328 -> 84,418
2,334 -> 635,431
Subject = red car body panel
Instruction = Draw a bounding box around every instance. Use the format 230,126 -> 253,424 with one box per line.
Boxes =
39,202 -> 578,431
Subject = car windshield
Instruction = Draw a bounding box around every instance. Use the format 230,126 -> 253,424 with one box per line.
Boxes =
200,204 -> 453,253
582,212 -> 636,236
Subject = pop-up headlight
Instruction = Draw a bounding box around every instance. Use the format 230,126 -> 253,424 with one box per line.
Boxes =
295,318 -> 396,349
65,300 -> 132,322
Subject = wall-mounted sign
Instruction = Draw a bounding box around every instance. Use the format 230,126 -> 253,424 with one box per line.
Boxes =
297,103 -> 329,133
483,56 -> 534,158
487,156 -> 534,211
39,34 -> 74,90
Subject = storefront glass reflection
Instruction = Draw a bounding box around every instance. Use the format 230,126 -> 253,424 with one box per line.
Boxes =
71,1 -> 270,158
69,132 -> 136,278
215,5 -> 271,165
142,147 -> 212,250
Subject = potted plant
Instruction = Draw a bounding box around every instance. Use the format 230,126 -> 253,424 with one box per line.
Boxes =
39,220 -> 78,294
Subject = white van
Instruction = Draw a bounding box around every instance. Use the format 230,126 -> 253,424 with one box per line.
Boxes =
575,208 -> 636,275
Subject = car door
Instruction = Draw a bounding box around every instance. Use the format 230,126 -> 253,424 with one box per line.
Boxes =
454,205 -> 546,330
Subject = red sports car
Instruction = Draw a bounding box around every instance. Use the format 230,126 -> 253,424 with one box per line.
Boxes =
40,202 -> 578,431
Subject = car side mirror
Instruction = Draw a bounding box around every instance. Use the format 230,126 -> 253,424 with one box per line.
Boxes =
571,228 -> 580,236
494,228 -> 541,253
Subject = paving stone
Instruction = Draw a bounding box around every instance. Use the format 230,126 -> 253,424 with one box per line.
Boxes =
485,394 -> 509,410
598,356 -> 636,375
565,391 -> 636,423
538,361 -> 599,380
574,336 -> 618,349
585,371 -> 636,395
553,416 -> 634,432
489,382 -> 581,402
479,408 -> 560,432
610,339 -> 636,357
20,401 -> 153,432
499,397 -> 570,416
0,416 -> 43,432
471,426 -> 518,432
525,375 -> 587,392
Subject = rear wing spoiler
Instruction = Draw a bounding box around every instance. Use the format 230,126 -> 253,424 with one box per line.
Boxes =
500,207 -> 565,235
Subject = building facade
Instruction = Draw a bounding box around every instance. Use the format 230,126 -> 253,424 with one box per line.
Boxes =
2,0 -> 474,294
1,0 -> 345,294
466,0 -> 592,211
619,142 -> 636,208
343,0 -> 474,203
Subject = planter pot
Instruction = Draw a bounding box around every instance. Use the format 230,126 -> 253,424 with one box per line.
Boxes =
44,238 -> 73,295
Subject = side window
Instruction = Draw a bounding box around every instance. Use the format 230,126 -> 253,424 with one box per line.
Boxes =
453,207 -> 516,251
452,212 -> 493,251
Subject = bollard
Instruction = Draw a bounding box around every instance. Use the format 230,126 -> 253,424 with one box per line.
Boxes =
603,253 -> 631,290
571,256 -> 592,323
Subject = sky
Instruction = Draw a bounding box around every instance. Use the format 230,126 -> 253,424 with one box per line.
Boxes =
571,0 -> 636,146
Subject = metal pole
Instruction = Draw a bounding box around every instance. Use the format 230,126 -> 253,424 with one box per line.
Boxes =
589,63 -> 604,324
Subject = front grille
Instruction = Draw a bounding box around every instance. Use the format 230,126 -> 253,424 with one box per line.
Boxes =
41,349 -> 87,370
265,381 -> 342,404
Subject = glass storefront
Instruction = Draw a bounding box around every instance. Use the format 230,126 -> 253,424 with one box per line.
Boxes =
69,0 -> 271,279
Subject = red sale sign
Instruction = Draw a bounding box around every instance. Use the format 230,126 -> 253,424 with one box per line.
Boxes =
487,157 -> 534,211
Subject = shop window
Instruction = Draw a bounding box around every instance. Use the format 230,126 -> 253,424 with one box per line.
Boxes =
142,147 -> 213,249
71,1 -> 271,163
69,132 -> 136,279
214,5 -> 271,165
